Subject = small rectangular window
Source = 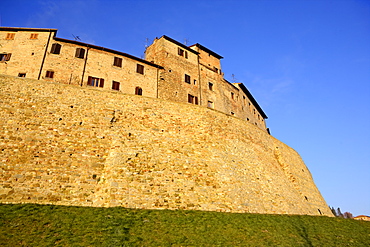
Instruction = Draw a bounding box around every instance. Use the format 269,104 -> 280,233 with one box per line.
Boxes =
0,53 -> 12,61
113,57 -> 122,67
185,74 -> 191,84
136,64 -> 144,74
18,73 -> 26,77
6,33 -> 15,40
207,101 -> 214,108
50,43 -> 61,54
88,76 -> 104,87
112,81 -> 120,91
188,94 -> 198,105
208,82 -> 213,91
185,51 -> 188,59
231,92 -> 234,99
178,48 -> 184,57
135,87 -> 143,95
45,70 -> 54,78
30,33 -> 38,39
188,94 -> 194,103
75,48 -> 85,59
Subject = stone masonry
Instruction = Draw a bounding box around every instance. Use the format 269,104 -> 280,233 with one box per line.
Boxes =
0,75 -> 332,216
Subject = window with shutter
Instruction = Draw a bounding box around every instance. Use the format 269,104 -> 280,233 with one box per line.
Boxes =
178,48 -> 184,56
113,57 -> 122,67
75,48 -> 85,59
185,74 -> 191,84
99,79 -> 104,88
136,64 -> 144,74
30,33 -> 38,39
0,53 -> 11,61
112,81 -> 120,91
188,94 -> 193,103
188,94 -> 198,105
135,87 -> 143,95
45,70 -> 54,78
50,43 -> 61,54
6,33 -> 15,40
88,76 -> 102,87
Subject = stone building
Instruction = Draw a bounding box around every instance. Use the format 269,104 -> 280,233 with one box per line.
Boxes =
0,26 -> 333,216
0,27 -> 267,131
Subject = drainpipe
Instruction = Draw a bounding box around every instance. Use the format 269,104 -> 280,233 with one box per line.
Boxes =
81,47 -> 89,86
197,54 -> 202,105
156,68 -> 159,98
38,30 -> 53,80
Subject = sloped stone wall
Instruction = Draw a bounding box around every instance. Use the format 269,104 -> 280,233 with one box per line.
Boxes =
0,75 -> 332,216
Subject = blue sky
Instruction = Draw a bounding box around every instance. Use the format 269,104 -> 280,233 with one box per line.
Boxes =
1,0 -> 369,217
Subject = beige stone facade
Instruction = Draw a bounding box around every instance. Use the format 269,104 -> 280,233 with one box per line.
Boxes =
1,27 -> 267,131
0,75 -> 332,216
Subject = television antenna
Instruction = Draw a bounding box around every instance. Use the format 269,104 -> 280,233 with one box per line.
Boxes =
72,34 -> 81,41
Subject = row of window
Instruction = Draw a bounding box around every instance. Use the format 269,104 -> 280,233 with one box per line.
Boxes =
44,72 -> 143,94
4,33 -> 38,40
184,75 -> 215,92
49,43 -> 145,74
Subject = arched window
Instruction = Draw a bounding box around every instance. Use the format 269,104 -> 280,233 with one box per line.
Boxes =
135,87 -> 143,95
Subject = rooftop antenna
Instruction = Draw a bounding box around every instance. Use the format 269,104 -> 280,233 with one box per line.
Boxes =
144,37 -> 149,48
72,34 -> 81,41
184,38 -> 189,46
231,74 -> 238,83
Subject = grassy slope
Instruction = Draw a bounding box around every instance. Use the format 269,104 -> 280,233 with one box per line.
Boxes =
0,204 -> 369,246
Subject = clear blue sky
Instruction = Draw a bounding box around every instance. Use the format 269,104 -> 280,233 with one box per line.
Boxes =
1,0 -> 369,217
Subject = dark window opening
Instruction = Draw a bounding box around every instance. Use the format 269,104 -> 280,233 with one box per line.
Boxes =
18,73 -> 26,77
188,94 -> 198,105
6,33 -> 15,40
50,43 -> 61,54
231,92 -> 234,99
135,87 -> 143,95
88,76 -> 104,87
193,79 -> 197,85
30,33 -> 38,39
75,48 -> 85,59
45,70 -> 54,78
231,112 -> 235,116
0,53 -> 11,61
113,57 -> 122,67
208,82 -> 213,91
112,81 -> 120,91
136,64 -> 144,74
185,74 -> 191,84
178,48 -> 184,56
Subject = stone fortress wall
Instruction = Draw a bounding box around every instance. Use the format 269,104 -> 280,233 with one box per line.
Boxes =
0,75 -> 332,216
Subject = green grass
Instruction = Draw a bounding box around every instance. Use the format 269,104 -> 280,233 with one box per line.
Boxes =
0,204 -> 369,246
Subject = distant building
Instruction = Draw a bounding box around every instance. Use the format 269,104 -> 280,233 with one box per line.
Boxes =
353,215 -> 370,221
0,27 -> 268,131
